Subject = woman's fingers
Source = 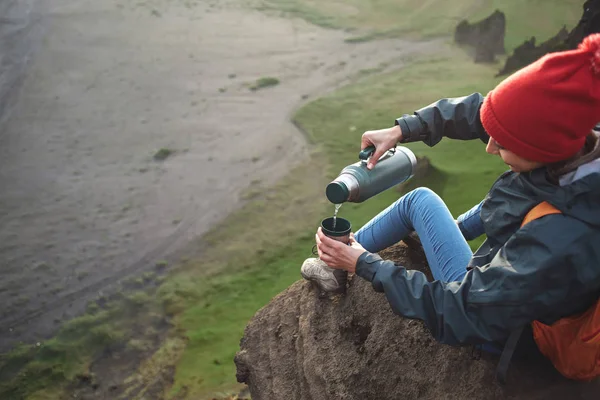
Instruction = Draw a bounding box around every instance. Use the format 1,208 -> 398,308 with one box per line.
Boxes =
316,230 -> 336,258
315,229 -> 364,272
361,126 -> 403,170
321,253 -> 341,268
316,238 -> 340,265
320,253 -> 333,266
317,228 -> 360,270
317,229 -> 335,249
315,233 -> 324,258
361,134 -> 374,152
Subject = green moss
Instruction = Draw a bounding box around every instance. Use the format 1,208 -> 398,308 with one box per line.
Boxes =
248,77 -> 280,91
153,148 -> 174,161
124,291 -> 152,308
0,301 -> 144,399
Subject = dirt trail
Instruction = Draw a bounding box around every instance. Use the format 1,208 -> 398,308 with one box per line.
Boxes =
0,0 -> 441,349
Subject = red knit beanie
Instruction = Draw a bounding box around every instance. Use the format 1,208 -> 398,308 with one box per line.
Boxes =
480,34 -> 600,163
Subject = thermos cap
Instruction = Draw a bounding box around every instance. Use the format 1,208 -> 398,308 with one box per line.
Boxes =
326,181 -> 349,204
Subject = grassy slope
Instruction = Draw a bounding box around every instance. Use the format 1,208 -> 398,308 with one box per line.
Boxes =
0,287 -> 164,400
260,0 -> 581,49
0,1 -> 581,399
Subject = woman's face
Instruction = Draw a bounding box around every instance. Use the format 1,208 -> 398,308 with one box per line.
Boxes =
486,137 -> 546,172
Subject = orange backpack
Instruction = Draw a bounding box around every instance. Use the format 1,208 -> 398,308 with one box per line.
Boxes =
522,202 -> 600,381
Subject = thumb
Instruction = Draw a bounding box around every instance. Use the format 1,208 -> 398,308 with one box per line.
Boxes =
349,234 -> 365,251
367,147 -> 385,170
349,233 -> 361,247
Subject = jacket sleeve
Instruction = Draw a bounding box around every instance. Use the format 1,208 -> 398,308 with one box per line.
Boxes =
395,93 -> 488,147
355,214 -> 590,346
456,200 -> 486,240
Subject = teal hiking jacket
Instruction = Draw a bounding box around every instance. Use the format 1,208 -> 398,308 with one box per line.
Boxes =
356,93 -> 600,346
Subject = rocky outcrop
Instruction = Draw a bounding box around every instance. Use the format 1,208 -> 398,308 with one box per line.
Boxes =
454,10 -> 506,63
498,0 -> 600,75
235,243 -> 600,400
497,26 -> 570,76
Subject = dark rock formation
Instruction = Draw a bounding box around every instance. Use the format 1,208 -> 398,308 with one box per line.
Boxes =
497,27 -> 570,76
235,242 -> 600,400
455,10 -> 506,63
498,0 -> 600,75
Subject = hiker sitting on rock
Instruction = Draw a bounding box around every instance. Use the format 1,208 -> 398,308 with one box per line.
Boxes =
301,34 -> 600,378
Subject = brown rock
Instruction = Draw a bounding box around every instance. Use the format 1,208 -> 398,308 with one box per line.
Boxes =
235,243 -> 600,399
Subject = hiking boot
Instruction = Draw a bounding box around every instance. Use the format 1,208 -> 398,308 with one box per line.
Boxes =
300,258 -> 347,293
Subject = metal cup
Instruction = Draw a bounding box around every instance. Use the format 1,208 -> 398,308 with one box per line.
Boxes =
320,216 -> 351,244
319,216 -> 351,290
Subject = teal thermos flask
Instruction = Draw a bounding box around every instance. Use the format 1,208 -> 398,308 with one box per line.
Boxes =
326,146 -> 417,204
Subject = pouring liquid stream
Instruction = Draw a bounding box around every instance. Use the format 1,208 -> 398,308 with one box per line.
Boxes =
332,203 -> 342,230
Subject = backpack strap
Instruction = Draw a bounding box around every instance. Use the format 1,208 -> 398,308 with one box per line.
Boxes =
521,201 -> 562,227
496,326 -> 525,385
496,201 -> 562,384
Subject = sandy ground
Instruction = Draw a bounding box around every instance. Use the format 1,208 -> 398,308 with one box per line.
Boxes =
0,0 -> 441,350
0,0 -> 39,127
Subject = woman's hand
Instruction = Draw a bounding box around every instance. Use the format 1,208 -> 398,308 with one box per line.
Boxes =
361,125 -> 403,169
315,228 -> 367,273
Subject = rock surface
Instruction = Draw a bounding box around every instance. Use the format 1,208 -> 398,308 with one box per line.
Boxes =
454,10 -> 506,63
497,27 -> 570,77
498,0 -> 600,75
235,243 -> 600,400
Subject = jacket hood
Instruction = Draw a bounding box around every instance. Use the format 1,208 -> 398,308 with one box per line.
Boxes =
480,161 -> 600,249
521,163 -> 600,227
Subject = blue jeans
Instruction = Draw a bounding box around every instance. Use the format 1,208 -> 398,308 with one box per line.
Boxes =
354,187 -> 483,282
354,188 -> 502,353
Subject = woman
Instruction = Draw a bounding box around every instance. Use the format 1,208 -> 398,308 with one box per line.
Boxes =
301,34 -> 600,348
